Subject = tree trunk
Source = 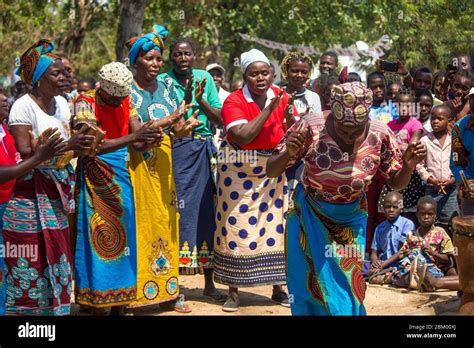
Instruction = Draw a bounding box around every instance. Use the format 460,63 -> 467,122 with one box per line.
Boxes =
115,0 -> 147,63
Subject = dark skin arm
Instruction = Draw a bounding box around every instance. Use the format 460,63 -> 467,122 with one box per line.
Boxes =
387,130 -> 427,190
229,90 -> 284,147
95,118 -> 164,155
380,250 -> 403,270
266,121 -> 308,177
369,250 -> 383,275
0,128 -> 66,183
194,77 -> 223,127
422,246 -> 450,263
10,124 -> 94,159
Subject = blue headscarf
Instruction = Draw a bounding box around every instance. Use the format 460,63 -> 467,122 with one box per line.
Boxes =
128,24 -> 168,66
17,39 -> 59,85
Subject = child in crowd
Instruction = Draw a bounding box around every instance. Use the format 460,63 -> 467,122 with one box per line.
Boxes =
445,70 -> 472,123
367,72 -> 396,124
432,71 -> 446,104
416,105 -> 458,232
369,191 -> 414,284
385,90 -> 425,222
415,89 -> 434,132
280,52 -> 322,115
386,82 -> 402,102
396,197 -> 459,291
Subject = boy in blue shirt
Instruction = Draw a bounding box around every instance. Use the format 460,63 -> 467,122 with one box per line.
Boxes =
369,191 -> 415,284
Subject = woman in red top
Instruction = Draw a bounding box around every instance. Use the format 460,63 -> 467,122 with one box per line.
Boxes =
213,49 -> 294,312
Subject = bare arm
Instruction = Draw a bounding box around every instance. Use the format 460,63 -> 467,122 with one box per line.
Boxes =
0,128 -> 66,182
228,92 -> 283,146
380,251 -> 402,269
387,138 -> 427,191
95,118 -> 162,155
9,125 -> 33,159
198,100 -> 222,127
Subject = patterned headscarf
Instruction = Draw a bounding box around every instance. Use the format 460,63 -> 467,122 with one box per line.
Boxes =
98,62 -> 133,97
330,81 -> 373,126
127,24 -> 168,66
17,39 -> 59,85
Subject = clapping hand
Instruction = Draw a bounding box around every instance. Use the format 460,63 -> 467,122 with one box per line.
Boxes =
286,121 -> 308,159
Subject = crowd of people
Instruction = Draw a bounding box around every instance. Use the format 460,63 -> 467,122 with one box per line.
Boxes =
0,24 -> 473,316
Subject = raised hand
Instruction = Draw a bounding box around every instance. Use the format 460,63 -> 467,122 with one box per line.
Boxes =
286,122 -> 308,159
268,90 -> 284,114
168,101 -> 193,125
134,121 -> 164,145
402,140 -> 427,169
173,109 -> 202,137
195,78 -> 207,104
184,75 -> 194,105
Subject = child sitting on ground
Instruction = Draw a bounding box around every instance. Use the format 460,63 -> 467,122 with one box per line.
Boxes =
368,191 -> 415,284
391,196 -> 459,291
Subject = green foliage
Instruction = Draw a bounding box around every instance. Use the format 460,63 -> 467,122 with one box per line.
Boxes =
0,0 -> 472,84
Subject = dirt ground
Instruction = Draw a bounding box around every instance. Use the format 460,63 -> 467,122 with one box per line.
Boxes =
72,275 -> 460,316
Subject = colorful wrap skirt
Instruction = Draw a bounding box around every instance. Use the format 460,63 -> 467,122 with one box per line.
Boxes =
286,184 -> 367,315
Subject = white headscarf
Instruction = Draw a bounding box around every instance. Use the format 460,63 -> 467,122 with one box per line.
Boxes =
240,49 -> 270,73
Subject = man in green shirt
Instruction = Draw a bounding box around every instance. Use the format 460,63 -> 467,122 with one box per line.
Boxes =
159,37 -> 226,303
160,39 -> 222,135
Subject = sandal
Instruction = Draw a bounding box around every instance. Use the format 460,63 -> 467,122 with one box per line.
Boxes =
160,299 -> 192,313
408,256 -> 420,290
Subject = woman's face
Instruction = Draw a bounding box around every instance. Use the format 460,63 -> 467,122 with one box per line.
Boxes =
333,119 -> 367,145
40,60 -> 68,96
287,60 -> 310,89
245,62 -> 273,96
99,89 -> 127,107
136,49 -> 163,81
171,42 -> 195,75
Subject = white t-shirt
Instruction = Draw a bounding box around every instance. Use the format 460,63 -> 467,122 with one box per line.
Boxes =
293,88 -> 322,116
218,88 -> 231,104
8,94 -> 71,140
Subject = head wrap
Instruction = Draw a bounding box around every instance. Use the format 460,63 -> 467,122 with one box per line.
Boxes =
17,39 -> 59,85
127,24 -> 168,66
330,81 -> 373,126
98,62 -> 133,97
240,49 -> 270,73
